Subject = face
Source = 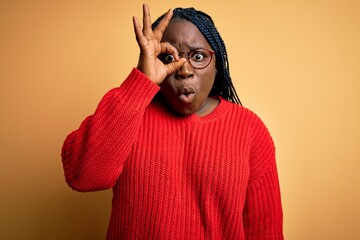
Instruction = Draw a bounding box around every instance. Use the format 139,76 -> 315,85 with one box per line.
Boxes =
159,18 -> 217,116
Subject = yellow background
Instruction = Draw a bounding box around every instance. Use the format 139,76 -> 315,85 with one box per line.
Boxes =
1,0 -> 359,239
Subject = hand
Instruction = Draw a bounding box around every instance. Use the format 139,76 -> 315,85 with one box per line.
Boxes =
133,4 -> 187,84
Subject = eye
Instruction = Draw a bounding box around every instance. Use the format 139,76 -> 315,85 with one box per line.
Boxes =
162,54 -> 175,63
191,52 -> 206,62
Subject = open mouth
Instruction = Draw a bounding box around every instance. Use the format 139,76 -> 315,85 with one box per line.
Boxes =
178,87 -> 195,104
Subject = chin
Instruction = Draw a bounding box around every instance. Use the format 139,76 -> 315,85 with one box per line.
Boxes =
172,106 -> 194,116
169,103 -> 197,116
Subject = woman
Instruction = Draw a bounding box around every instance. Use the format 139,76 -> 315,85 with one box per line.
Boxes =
62,4 -> 283,239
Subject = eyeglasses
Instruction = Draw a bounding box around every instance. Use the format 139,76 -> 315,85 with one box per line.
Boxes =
159,48 -> 215,69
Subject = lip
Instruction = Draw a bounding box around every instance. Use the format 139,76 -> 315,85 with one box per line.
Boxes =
178,86 -> 195,104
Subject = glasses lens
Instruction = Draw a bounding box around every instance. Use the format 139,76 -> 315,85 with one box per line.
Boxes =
189,49 -> 213,69
159,49 -> 213,69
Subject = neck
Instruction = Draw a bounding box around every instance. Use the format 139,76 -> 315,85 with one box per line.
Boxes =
196,97 -> 219,116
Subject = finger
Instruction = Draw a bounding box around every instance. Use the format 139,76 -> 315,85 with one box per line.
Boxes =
142,3 -> 153,36
153,8 -> 173,40
160,42 -> 180,60
165,58 -> 188,75
133,16 -> 147,47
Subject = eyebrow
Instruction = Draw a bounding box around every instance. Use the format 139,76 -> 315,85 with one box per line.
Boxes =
169,42 -> 208,51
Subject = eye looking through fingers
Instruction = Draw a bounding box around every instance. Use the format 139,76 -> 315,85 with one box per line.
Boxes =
160,54 -> 176,63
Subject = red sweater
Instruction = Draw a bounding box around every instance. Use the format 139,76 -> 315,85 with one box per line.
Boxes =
62,68 -> 283,239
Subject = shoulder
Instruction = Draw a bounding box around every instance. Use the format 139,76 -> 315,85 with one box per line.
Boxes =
227,103 -> 277,181
222,99 -> 274,151
221,98 -> 269,132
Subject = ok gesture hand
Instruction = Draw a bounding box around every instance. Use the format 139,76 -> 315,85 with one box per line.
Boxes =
133,4 -> 186,84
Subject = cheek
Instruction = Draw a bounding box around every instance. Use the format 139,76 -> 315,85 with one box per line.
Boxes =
160,73 -> 173,86
159,77 -> 175,97
204,66 -> 217,90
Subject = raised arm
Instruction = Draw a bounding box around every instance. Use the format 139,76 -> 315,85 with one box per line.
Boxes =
61,4 -> 187,192
61,69 -> 159,192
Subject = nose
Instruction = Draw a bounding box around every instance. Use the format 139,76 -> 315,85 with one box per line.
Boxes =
175,60 -> 194,80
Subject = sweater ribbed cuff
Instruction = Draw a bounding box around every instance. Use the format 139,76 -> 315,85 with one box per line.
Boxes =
117,68 -> 160,110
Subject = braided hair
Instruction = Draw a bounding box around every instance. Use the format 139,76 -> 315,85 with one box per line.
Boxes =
152,7 -> 242,105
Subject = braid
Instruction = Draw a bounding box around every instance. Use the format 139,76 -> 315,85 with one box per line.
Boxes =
152,8 -> 242,105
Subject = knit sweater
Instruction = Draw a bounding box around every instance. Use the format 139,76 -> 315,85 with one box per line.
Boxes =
61,68 -> 283,240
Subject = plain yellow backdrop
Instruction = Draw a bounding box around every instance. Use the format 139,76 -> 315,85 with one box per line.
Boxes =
1,0 -> 359,239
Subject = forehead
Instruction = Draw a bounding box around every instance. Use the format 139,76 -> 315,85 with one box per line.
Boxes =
161,18 -> 211,50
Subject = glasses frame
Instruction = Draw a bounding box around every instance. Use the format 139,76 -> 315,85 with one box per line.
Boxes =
161,48 -> 215,70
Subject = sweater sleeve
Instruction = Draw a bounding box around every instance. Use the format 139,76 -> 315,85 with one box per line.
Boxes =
243,114 -> 284,239
61,68 -> 160,192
